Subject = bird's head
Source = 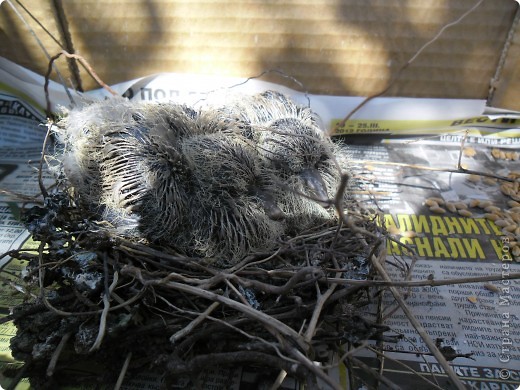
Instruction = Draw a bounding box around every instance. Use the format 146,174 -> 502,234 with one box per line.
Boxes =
259,118 -> 335,205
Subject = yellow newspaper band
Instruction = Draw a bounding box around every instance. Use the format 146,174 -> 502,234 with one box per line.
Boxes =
332,116 -> 520,136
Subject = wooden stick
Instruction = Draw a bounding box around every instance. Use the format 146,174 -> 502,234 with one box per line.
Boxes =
370,253 -> 466,390
114,352 -> 132,390
170,302 -> 220,343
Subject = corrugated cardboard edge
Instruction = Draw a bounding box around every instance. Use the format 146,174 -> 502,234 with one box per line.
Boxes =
1,0 -> 520,109
60,0 -> 518,101
489,3 -> 520,111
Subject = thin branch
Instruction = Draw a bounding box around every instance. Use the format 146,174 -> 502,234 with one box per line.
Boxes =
333,0 -> 485,132
326,272 -> 520,288
350,159 -> 516,183
38,123 -> 52,198
44,50 -> 118,116
270,370 -> 288,390
46,332 -> 71,377
304,255 -> 342,343
89,263 -> 119,352
170,302 -> 220,343
370,253 -> 466,390
114,352 -> 132,390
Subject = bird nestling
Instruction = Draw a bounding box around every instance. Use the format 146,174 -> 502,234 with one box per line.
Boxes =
53,91 -> 347,263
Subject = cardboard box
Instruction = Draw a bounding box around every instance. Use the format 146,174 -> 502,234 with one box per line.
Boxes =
1,1 -> 519,107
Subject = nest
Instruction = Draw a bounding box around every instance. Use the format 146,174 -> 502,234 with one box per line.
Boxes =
0,78 -> 432,389
5,184 -> 393,389
1,82 -> 422,389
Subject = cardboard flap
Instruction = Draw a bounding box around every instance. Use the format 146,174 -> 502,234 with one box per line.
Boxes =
1,0 -> 519,106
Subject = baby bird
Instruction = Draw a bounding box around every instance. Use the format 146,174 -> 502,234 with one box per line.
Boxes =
181,132 -> 285,258
54,91 -> 345,262
55,98 -> 288,261
55,98 -> 198,240
218,91 -> 344,230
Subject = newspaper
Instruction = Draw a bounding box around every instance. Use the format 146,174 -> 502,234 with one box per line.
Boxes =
344,142 -> 520,389
0,56 -> 519,389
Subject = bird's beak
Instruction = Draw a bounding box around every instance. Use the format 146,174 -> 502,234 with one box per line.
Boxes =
300,168 -> 330,207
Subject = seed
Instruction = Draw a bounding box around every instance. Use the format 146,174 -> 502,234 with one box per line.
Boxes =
445,202 -> 457,213
484,213 -> 500,221
511,152 -> 519,161
502,224 -> 517,233
502,209 -> 520,223
512,246 -> 520,257
402,230 -> 417,238
454,202 -> 468,209
485,206 -> 501,214
463,147 -> 476,157
484,283 -> 499,293
467,296 -> 478,304
507,200 -> 520,208
482,177 -> 497,186
430,206 -> 446,214
458,209 -> 472,217
502,215 -> 515,225
505,152 -> 514,160
494,219 -> 510,227
427,197 -> 445,206
424,199 -> 439,207
388,225 -> 401,235
478,200 -> 492,209
508,213 -> 520,223
467,174 -> 481,183
469,199 -> 480,208
499,151 -> 507,159
500,184 -> 513,197
491,148 -> 501,159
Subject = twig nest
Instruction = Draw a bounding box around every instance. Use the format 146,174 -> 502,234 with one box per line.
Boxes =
53,91 -> 348,263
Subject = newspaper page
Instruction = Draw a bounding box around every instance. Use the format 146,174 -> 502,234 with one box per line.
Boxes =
0,57 -> 519,389
0,84 -> 48,389
339,141 -> 520,389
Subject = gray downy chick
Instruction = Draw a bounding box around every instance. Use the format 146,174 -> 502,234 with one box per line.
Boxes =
54,97 -> 138,212
219,91 -> 344,231
55,98 -> 288,262
181,131 -> 285,260
55,98 -> 198,240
